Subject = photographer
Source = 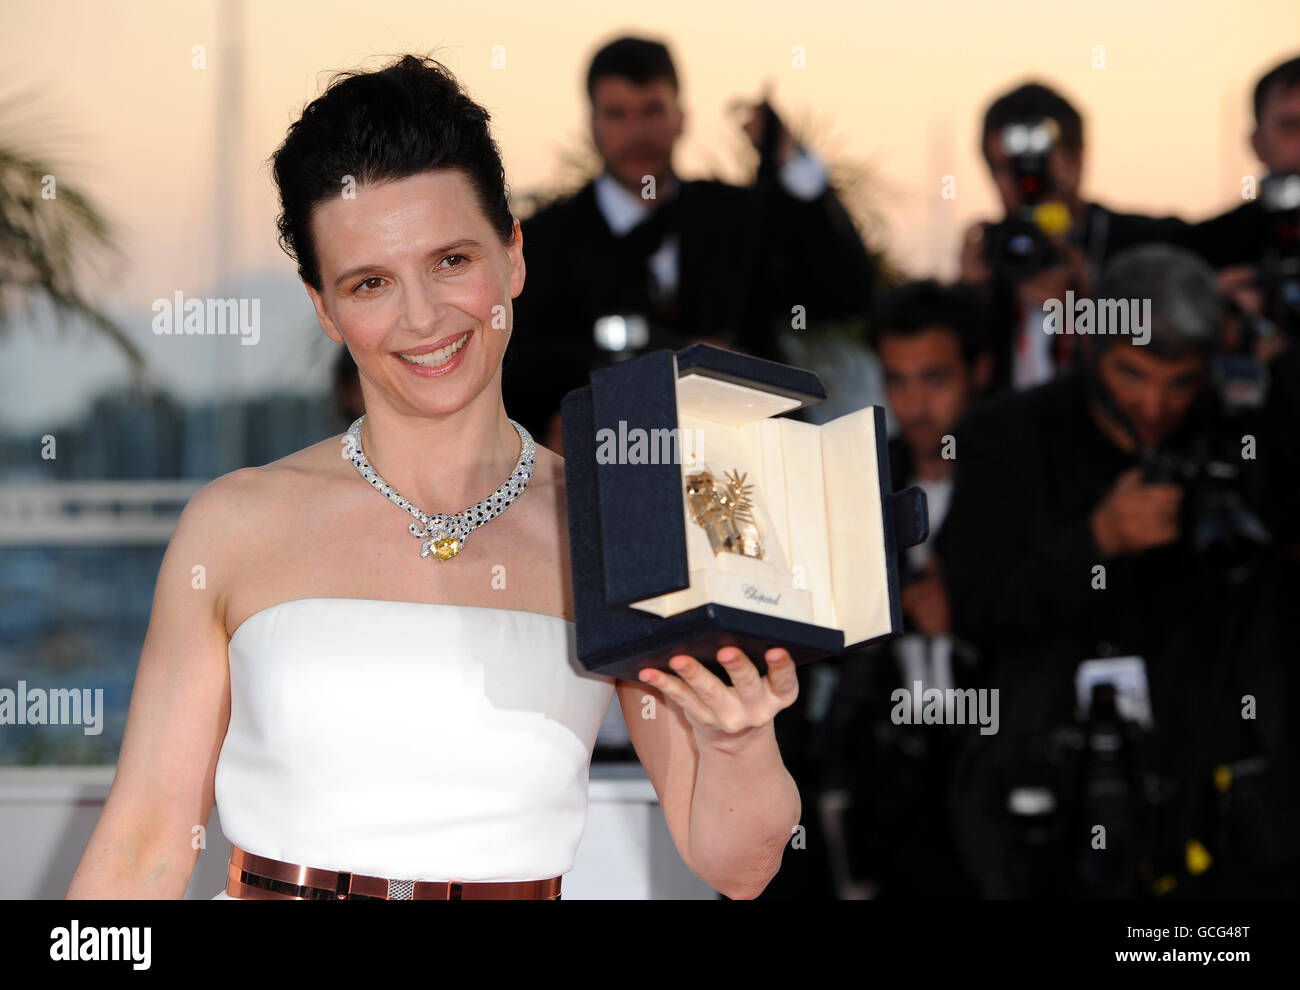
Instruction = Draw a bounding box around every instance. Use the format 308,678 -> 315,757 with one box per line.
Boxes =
810,280 -> 990,898
959,83 -> 1190,394
1180,54 -> 1300,349
503,35 -> 875,450
938,243 -> 1299,897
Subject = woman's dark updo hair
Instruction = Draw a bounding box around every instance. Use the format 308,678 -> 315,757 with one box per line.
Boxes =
270,53 -> 515,291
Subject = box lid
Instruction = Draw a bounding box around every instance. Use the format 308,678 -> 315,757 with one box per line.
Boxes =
588,345 -> 826,607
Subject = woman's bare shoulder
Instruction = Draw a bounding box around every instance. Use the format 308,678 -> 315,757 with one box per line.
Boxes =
177,435 -> 348,549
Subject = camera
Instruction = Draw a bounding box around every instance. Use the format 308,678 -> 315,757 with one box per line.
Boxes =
983,119 -> 1074,282
1082,332 -> 1274,567
1002,681 -> 1164,897
592,313 -> 650,360
1258,171 -> 1300,338
590,311 -> 698,371
1138,407 -> 1272,568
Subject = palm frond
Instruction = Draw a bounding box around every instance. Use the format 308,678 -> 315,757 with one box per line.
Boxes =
0,87 -> 145,380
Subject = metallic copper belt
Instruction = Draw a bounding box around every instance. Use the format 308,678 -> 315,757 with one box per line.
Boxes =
225,845 -> 562,900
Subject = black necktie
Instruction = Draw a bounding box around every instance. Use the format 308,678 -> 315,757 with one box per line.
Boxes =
610,193 -> 682,320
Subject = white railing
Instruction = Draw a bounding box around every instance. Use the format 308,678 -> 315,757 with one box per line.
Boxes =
0,481 -> 202,544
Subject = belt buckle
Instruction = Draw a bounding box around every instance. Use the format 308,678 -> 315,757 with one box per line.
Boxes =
333,869 -> 464,900
385,878 -> 412,900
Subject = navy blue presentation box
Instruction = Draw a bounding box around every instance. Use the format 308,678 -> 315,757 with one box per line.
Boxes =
561,343 -> 929,683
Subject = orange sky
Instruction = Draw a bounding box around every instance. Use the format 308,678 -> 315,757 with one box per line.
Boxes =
2,0 -> 1298,425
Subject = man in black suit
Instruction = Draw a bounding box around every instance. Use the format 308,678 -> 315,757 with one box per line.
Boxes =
1182,54 -> 1300,270
1177,54 -> 1300,350
503,35 -> 875,450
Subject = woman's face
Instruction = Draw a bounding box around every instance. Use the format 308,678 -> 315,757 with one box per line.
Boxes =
304,169 -> 524,420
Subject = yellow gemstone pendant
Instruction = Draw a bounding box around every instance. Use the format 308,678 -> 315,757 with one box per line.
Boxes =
431,533 -> 461,561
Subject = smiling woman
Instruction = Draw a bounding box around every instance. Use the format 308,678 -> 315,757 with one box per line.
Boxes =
63,52 -> 801,902
302,169 -> 516,410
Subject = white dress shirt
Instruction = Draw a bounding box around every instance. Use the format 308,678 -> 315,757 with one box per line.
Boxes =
1013,302 -> 1056,390
897,474 -> 956,695
591,149 -> 831,300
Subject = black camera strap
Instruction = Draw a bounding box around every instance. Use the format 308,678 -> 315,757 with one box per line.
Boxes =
1082,204 -> 1111,281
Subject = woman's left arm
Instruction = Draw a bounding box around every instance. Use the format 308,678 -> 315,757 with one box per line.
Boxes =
619,646 -> 801,899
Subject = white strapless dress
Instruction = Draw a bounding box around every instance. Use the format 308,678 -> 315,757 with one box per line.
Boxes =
210,597 -> 617,898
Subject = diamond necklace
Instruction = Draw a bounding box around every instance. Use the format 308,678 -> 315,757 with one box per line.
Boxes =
340,414 -> 536,561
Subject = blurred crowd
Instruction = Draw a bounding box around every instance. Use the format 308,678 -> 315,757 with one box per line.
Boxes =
812,52 -> 1299,900
338,38 -> 1300,898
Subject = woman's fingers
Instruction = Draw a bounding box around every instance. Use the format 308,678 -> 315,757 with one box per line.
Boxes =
637,659 -> 716,726
763,648 -> 799,703
715,646 -> 767,706
637,645 -> 801,734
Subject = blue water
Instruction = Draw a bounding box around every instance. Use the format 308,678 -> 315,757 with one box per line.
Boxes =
0,546 -> 165,764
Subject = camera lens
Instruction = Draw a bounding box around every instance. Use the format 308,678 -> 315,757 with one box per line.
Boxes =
1006,233 -> 1037,259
